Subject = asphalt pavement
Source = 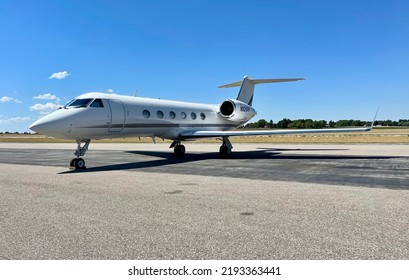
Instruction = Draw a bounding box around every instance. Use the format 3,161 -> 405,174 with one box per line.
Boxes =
0,143 -> 408,259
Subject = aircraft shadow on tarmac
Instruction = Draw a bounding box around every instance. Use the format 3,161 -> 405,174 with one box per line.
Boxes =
59,147 -> 400,174
56,147 -> 409,190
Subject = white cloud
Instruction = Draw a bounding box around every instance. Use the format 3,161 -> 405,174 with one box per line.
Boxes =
0,116 -> 31,124
106,89 -> 114,93
1,96 -> 23,103
30,102 -> 61,112
49,71 -> 70,80
33,93 -> 60,102
0,96 -> 12,102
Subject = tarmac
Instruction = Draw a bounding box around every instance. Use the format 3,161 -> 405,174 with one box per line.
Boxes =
0,143 -> 408,259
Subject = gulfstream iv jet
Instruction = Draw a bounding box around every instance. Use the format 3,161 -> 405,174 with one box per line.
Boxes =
29,76 -> 372,169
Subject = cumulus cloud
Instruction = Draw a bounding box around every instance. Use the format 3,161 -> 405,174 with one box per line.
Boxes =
49,71 -> 70,80
0,116 -> 31,124
33,93 -> 60,102
1,96 -> 23,103
0,96 -> 12,102
30,102 -> 61,112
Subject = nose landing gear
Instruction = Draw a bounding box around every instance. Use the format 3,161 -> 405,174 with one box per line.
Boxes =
69,140 -> 90,170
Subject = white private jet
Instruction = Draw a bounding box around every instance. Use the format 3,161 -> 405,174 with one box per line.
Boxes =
29,76 -> 372,169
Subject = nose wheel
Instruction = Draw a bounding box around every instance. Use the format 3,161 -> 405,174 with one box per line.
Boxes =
69,140 -> 90,170
70,158 -> 86,170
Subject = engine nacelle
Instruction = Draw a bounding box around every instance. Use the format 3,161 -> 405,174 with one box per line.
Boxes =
219,99 -> 257,122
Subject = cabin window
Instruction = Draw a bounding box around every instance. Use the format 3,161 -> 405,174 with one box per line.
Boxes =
181,112 -> 187,119
191,112 -> 197,120
200,113 -> 206,120
157,110 -> 164,119
143,110 -> 151,118
89,99 -> 104,108
169,111 -> 176,119
65,98 -> 93,108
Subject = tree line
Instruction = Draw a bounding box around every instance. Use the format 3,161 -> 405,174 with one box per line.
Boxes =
1,119 -> 409,134
242,119 -> 409,129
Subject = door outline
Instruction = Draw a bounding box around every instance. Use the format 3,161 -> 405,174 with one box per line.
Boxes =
108,99 -> 125,132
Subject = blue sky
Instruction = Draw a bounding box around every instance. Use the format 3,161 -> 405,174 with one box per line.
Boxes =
1,0 -> 408,132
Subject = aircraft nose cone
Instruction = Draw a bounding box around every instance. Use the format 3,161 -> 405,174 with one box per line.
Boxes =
29,118 -> 57,135
29,119 -> 43,133
29,113 -> 68,138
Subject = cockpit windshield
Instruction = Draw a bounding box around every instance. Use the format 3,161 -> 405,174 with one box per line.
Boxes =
64,98 -> 93,108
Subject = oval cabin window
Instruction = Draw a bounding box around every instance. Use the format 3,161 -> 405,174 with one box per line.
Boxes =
143,110 -> 150,118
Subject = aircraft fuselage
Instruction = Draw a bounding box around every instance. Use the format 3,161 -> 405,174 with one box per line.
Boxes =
30,92 -> 257,141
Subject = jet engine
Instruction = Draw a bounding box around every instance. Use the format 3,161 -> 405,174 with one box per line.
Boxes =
219,99 -> 256,122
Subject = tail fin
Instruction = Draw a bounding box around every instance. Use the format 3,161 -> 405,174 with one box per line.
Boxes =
218,76 -> 304,106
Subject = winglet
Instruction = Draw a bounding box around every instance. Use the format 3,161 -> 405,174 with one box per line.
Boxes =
370,106 -> 380,129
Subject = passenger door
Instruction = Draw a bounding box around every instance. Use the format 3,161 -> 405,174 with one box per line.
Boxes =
108,99 -> 125,132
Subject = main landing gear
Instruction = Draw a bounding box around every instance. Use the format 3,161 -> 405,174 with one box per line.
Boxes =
170,136 -> 233,158
70,140 -> 90,170
170,141 -> 186,156
219,136 -> 232,158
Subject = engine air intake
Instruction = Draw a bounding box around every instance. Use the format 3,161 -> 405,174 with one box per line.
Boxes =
220,100 -> 235,117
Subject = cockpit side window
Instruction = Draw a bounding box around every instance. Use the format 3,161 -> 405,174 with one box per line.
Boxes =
65,98 -> 93,108
89,99 -> 104,108
64,99 -> 75,107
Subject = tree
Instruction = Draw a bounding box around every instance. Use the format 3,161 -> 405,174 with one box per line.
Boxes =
328,121 -> 335,128
256,119 -> 268,128
276,118 -> 292,128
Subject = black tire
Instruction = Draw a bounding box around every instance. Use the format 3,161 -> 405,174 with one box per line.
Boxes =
174,145 -> 186,156
219,145 -> 231,158
70,158 -> 77,167
75,158 -> 86,169
179,145 -> 185,155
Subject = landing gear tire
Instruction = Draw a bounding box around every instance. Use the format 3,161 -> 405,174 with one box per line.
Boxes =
70,158 -> 86,170
174,144 -> 186,156
75,158 -> 86,169
219,145 -> 232,158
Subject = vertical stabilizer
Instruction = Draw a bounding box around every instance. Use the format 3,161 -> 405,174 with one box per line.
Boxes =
218,76 -> 304,106
237,76 -> 255,105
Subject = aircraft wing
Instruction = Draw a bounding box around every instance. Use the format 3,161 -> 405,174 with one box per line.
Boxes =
180,127 -> 372,138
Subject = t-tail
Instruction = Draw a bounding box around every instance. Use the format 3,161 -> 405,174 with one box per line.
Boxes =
218,76 -> 305,106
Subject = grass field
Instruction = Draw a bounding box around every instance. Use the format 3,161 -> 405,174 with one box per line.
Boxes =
1,128 -> 409,144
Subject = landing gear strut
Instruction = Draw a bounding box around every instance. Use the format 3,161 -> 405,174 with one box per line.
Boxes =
170,141 -> 186,156
170,137 -> 232,158
70,140 -> 90,170
219,136 -> 232,158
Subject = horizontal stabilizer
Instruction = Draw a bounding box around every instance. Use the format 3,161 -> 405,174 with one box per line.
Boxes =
218,76 -> 304,106
218,78 -> 305,88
